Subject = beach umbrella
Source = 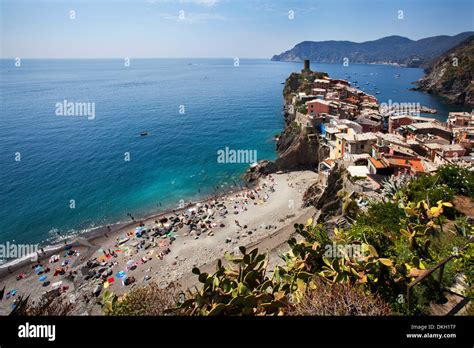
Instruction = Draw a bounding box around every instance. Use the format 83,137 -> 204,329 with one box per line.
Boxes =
115,271 -> 126,279
39,275 -> 47,282
107,277 -> 114,283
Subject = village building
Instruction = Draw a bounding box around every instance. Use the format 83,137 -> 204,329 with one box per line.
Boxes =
447,112 -> 474,128
403,122 -> 452,142
388,115 -> 437,134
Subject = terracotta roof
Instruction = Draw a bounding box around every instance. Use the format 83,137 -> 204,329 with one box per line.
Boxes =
385,157 -> 425,173
368,156 -> 386,169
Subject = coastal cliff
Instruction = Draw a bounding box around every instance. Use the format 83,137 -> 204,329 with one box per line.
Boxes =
244,71 -> 329,182
415,35 -> 474,106
303,163 -> 344,219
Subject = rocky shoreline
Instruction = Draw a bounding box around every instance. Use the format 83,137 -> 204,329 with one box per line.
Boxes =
414,35 -> 474,107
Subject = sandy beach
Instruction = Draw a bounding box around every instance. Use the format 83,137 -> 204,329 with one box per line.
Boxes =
0,170 -> 318,315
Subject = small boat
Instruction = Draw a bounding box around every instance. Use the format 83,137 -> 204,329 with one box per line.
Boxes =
140,131 -> 149,136
395,74 -> 400,78
375,91 -> 380,94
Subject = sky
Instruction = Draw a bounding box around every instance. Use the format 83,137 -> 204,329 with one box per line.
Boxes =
0,0 -> 473,58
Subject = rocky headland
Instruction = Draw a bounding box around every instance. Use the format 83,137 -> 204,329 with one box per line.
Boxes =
415,35 -> 474,106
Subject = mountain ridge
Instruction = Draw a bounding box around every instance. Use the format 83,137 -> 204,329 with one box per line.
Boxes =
272,32 -> 473,67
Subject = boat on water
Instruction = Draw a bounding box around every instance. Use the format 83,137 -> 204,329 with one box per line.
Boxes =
140,131 -> 149,136
395,74 -> 401,78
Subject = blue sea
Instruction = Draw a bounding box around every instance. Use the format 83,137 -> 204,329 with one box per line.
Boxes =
0,59 -> 466,246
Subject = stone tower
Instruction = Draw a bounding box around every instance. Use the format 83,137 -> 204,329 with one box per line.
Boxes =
303,59 -> 310,71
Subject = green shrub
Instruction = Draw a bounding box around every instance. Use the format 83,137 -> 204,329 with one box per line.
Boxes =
437,165 -> 474,198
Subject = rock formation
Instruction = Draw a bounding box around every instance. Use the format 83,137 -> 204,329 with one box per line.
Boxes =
415,35 -> 474,106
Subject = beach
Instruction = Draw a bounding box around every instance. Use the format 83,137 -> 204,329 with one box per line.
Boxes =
0,170 -> 318,315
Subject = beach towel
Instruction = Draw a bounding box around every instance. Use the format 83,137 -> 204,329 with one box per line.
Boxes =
39,275 -> 47,282
51,281 -> 62,290
115,271 -> 126,279
49,255 -> 60,263
107,277 -> 114,283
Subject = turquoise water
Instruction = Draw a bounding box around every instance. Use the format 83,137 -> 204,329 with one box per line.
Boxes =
0,59 -> 466,245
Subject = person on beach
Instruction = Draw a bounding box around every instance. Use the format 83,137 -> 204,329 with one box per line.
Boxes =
104,225 -> 110,238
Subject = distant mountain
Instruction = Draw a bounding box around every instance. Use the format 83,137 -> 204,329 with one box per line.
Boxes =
415,35 -> 474,106
271,32 -> 473,68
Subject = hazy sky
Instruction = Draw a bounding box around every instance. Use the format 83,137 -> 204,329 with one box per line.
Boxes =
1,0 -> 473,58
